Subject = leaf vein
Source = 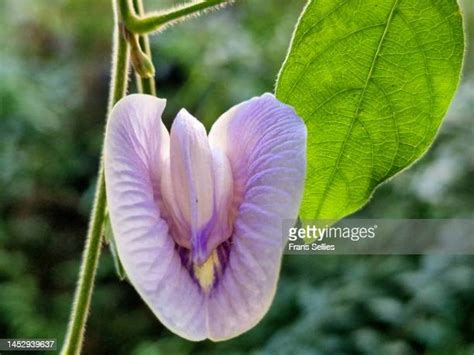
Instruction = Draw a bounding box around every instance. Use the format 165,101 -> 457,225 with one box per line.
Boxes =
284,23 -> 386,102
313,0 -> 401,218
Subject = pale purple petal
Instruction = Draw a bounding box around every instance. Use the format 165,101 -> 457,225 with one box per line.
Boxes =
104,94 -> 207,341
162,109 -> 234,265
207,93 -> 307,340
205,149 -> 234,256
169,109 -> 214,235
105,93 -> 306,341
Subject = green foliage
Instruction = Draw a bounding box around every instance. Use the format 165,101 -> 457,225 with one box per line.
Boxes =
276,0 -> 465,220
0,0 -> 472,354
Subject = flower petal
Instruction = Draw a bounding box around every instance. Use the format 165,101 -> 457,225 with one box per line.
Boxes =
104,94 -> 207,341
163,109 -> 234,265
169,109 -> 214,234
105,93 -> 306,341
205,149 -> 234,256
207,93 -> 307,340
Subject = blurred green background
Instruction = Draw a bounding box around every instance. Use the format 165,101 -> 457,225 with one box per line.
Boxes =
0,0 -> 473,354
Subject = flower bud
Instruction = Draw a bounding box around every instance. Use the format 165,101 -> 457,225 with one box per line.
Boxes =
130,48 -> 155,79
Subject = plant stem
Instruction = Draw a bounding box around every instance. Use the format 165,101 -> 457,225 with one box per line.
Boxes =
62,0 -> 236,353
133,0 -> 156,95
120,0 -> 235,35
61,2 -> 130,354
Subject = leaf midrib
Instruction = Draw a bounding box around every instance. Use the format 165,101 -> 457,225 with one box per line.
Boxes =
312,0 -> 401,219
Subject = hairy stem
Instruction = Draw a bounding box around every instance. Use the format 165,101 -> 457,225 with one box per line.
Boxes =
133,0 -> 156,95
120,0 -> 235,35
60,2 -> 130,354
62,0 -> 236,353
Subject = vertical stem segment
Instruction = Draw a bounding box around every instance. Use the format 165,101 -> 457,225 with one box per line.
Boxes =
133,0 -> 156,95
61,2 -> 130,354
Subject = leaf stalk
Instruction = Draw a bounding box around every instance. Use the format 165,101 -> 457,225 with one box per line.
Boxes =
119,0 -> 235,35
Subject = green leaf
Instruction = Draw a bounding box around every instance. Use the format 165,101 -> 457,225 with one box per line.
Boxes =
276,0 -> 464,220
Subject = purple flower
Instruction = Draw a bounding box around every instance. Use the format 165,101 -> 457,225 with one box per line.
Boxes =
104,93 -> 306,341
